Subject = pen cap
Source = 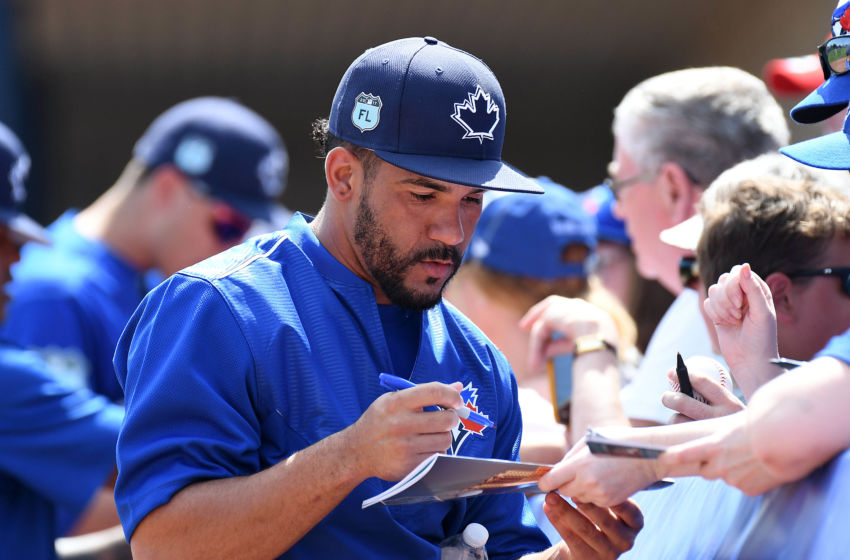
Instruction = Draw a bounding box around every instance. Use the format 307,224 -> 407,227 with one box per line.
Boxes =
462,523 -> 489,548
668,355 -> 733,403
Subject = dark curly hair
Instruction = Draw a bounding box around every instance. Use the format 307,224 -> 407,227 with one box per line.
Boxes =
311,117 -> 379,184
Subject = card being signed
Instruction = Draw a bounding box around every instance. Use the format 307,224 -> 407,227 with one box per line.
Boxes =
586,428 -> 668,459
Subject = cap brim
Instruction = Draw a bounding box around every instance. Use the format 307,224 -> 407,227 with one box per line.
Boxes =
790,72 -> 850,124
780,130 -> 850,169
0,210 -> 50,245
659,215 -> 703,251
763,55 -> 824,97
373,151 -> 543,194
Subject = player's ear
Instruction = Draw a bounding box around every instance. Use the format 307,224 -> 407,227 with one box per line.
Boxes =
145,165 -> 191,207
325,147 -> 362,202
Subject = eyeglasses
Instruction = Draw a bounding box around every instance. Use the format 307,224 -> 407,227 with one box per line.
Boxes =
679,256 -> 700,289
818,35 -> 850,79
602,171 -> 656,196
788,267 -> 850,296
210,201 -> 252,243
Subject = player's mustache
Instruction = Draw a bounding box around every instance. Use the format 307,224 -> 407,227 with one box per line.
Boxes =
411,245 -> 462,267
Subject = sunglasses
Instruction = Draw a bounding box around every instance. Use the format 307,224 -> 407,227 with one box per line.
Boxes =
679,256 -> 700,289
210,201 -> 252,243
788,267 -> 850,296
818,35 -> 850,80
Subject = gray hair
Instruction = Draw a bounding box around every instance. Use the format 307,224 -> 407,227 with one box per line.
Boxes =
613,67 -> 790,187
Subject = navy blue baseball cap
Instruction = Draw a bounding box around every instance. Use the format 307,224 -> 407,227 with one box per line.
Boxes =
0,123 -> 49,245
133,97 -> 288,221
329,37 -> 541,194
781,109 -> 850,168
465,177 -> 596,280
581,184 -> 630,246
790,1 -> 850,124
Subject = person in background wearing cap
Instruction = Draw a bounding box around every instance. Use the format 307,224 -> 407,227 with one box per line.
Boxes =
0,96 -> 288,404
0,122 -> 128,559
444,178 -> 639,545
112,38 -> 642,559
561,67 -> 789,429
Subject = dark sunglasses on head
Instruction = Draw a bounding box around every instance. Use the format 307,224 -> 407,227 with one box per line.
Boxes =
679,256 -> 700,289
788,267 -> 850,296
818,35 -> 850,79
210,201 -> 252,243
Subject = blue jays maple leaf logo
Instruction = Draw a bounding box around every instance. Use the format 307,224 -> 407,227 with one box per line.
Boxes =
448,382 -> 492,455
451,85 -> 500,143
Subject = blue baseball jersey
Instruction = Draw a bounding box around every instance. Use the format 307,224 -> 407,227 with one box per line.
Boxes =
2,210 -> 146,401
114,213 -> 549,559
0,340 -> 123,560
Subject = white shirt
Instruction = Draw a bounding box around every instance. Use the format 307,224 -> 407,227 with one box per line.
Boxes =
620,288 -> 725,424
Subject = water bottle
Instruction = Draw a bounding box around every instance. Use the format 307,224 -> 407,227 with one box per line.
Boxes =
440,522 -> 489,560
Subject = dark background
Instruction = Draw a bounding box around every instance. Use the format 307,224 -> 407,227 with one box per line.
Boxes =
0,0 -> 836,224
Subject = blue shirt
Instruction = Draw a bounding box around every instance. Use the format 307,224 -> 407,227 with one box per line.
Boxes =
114,213 -> 548,559
2,210 -> 145,401
815,327 -> 850,364
0,340 -> 123,560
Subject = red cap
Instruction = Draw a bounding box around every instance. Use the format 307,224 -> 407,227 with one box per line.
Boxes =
762,54 -> 824,98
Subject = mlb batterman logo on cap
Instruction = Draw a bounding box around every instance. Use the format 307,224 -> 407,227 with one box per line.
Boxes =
329,37 -> 542,194
0,122 -> 49,245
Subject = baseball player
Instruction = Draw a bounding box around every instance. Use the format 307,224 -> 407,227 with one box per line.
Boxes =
114,38 -> 640,559
1,97 -> 288,402
0,122 -> 126,560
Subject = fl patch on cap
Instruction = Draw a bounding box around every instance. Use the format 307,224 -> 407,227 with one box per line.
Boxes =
329,37 -> 540,194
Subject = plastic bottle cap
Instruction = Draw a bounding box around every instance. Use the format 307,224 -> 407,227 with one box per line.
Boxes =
462,523 -> 489,548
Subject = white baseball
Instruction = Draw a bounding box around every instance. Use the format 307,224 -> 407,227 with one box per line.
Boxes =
668,355 -> 733,404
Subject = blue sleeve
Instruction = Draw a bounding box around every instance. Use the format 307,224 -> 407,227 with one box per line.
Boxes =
466,351 -> 550,559
114,274 -> 261,538
0,345 -> 122,515
2,288 -> 95,389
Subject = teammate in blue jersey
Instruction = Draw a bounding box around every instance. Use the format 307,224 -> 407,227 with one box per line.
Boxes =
114,38 -> 642,559
0,122 -> 127,559
0,97 -> 289,402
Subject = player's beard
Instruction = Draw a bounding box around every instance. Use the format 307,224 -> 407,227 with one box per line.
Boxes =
353,185 -> 461,311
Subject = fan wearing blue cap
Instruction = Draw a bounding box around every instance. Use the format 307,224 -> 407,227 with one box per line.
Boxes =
114,38 -> 639,559
0,96 -> 288,403
0,122 -> 127,560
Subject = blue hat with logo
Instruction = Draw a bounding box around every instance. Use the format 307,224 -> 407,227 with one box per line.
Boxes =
581,184 -> 630,246
133,97 -> 288,221
781,109 -> 850,168
328,37 -> 541,194
790,1 -> 850,124
0,123 -> 49,245
465,177 -> 596,279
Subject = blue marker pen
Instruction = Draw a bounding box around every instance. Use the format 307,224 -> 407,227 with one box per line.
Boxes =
378,373 -> 495,429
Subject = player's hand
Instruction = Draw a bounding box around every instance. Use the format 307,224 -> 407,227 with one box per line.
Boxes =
536,435 -> 662,507
659,411 -> 787,495
704,264 -> 779,397
543,493 -> 643,560
345,382 -> 465,481
662,369 -> 745,423
520,296 -> 618,372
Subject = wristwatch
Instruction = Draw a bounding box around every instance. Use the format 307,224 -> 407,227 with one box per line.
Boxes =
573,333 -> 617,358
